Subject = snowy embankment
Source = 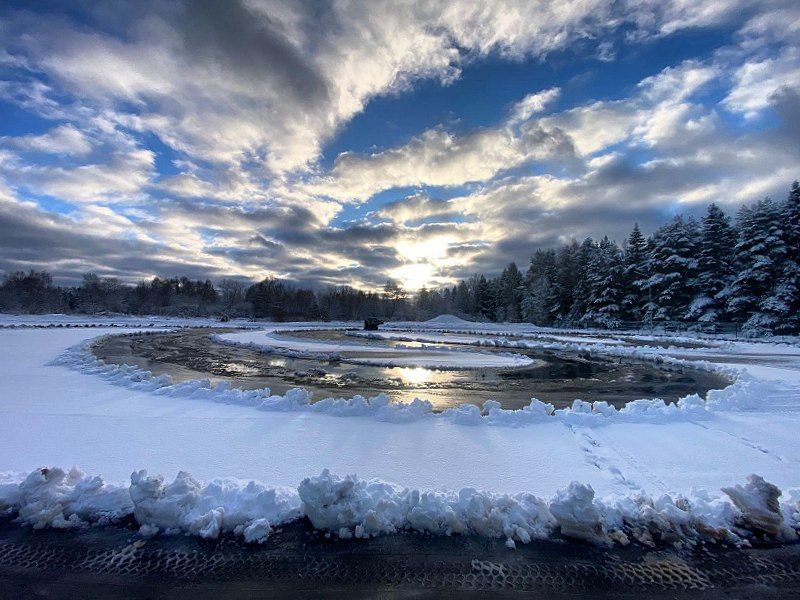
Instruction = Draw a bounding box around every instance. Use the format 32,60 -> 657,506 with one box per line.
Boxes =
0,313 -> 258,329
1,320 -> 799,548
388,314 -> 800,345
350,328 -> 800,383
214,327 -> 535,369
2,467 -> 797,548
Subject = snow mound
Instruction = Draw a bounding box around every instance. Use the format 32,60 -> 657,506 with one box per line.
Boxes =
0,468 -> 301,543
298,469 -> 556,542
3,468 -> 797,548
723,474 -> 797,539
550,482 -> 616,546
129,470 -> 301,542
422,314 -> 475,326
0,467 -> 131,529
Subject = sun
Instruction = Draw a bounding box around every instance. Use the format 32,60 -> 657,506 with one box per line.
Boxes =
395,237 -> 451,263
391,236 -> 455,290
390,262 -> 436,291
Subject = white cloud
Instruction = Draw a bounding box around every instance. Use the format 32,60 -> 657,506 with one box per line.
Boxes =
10,124 -> 93,155
638,62 -> 718,103
509,87 -> 561,124
539,100 -> 636,156
300,118 -> 575,203
736,4 -> 800,48
290,42 -> 792,206
2,149 -> 155,204
646,0 -> 746,36
724,46 -> 800,117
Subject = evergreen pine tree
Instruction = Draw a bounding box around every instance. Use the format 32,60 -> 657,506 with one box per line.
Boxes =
453,280 -> 471,315
475,274 -> 495,320
584,237 -> 625,327
521,250 -> 557,324
763,182 -> 800,333
521,274 -> 552,324
494,262 -> 524,322
550,242 -> 578,322
622,224 -> 648,320
687,203 -> 736,323
568,238 -> 595,321
726,198 -> 785,334
643,216 -> 699,321
781,181 -> 800,332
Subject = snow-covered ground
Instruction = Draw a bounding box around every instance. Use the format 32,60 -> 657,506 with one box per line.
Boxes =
1,315 -> 799,548
0,313 -> 257,329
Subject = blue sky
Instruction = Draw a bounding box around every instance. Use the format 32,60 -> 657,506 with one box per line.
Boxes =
324,25 -> 736,225
324,26 -> 733,158
0,1 -> 798,288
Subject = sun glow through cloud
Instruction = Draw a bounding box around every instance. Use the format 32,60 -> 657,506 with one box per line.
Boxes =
391,262 -> 437,291
392,236 -> 456,289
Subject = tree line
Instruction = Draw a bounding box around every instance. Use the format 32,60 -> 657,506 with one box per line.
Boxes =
0,271 -> 406,322
431,180 -> 799,334
1,181 -> 797,334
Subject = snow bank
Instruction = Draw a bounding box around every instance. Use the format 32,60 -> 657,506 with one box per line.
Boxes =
550,482 -> 617,546
297,469 -> 557,542
350,329 -> 732,372
0,468 -> 132,529
0,467 -> 299,543
0,313 -> 258,330
385,318 -> 800,346
722,474 -> 795,538
4,325 -> 799,552
345,349 -> 534,368
129,470 -> 301,542
2,467 -> 797,548
351,329 -> 627,347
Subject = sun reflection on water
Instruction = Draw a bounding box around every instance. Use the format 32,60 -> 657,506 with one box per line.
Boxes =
393,366 -> 435,385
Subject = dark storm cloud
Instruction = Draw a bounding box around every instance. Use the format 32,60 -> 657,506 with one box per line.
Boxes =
248,234 -> 283,251
342,245 -> 400,270
286,264 -> 381,289
316,223 -> 398,245
0,204 -> 140,265
0,202 -> 192,283
167,200 -> 324,231
206,244 -> 286,266
770,87 -> 800,151
180,0 -> 328,106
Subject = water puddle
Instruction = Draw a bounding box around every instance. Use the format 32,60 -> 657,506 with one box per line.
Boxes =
92,328 -> 732,411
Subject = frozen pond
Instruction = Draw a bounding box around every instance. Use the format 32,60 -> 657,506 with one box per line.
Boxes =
92,327 -> 731,410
